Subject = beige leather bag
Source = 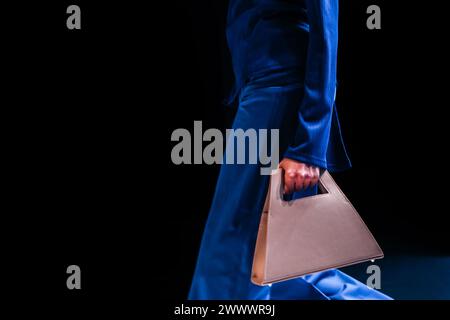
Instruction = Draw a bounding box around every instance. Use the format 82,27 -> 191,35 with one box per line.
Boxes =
251,169 -> 384,286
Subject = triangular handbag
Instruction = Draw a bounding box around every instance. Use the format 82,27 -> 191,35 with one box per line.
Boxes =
251,169 -> 384,285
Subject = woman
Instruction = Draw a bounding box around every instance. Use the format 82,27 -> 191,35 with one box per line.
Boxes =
188,0 -> 392,299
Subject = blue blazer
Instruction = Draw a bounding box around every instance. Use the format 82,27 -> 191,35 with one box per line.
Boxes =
226,0 -> 351,171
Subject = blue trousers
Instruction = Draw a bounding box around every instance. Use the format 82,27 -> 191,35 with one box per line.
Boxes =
188,69 -> 392,300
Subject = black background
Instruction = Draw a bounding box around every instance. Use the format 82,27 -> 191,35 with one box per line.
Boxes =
3,0 -> 449,308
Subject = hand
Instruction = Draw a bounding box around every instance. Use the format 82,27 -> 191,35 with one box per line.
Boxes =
279,158 -> 320,194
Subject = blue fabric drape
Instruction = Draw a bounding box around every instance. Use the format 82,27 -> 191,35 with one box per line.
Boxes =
225,0 -> 351,170
188,68 -> 391,300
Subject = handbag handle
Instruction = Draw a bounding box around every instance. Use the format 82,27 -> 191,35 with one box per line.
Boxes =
269,168 -> 345,207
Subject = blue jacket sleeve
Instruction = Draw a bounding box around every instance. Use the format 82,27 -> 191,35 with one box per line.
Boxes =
283,0 -> 339,169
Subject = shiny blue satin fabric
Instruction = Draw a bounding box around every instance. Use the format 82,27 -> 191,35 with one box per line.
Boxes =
188,68 -> 392,300
188,0 -> 391,300
226,0 -> 351,170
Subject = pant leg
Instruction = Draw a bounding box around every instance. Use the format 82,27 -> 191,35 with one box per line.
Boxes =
300,269 -> 392,300
188,68 -> 392,300
188,71 -> 311,299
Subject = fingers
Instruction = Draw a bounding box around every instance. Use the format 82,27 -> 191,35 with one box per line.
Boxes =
284,169 -> 297,195
281,164 -> 320,195
283,167 -> 308,194
303,165 -> 320,190
310,166 -> 320,187
302,166 -> 313,190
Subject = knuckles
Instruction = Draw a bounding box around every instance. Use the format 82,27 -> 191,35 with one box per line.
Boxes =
286,169 -> 317,180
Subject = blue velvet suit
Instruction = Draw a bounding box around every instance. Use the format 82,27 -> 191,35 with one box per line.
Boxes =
188,0 -> 392,300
